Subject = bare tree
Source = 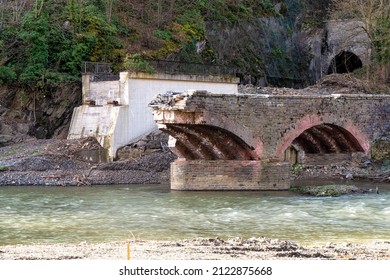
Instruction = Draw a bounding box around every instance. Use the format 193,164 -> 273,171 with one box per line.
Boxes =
331,0 -> 389,38
0,0 -> 4,22
105,0 -> 115,23
330,0 -> 390,82
0,0 -> 34,24
33,0 -> 46,17
145,0 -> 177,28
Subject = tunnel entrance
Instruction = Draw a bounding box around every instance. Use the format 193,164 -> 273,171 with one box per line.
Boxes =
327,51 -> 363,74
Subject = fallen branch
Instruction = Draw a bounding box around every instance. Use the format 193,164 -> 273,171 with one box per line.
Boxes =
0,56 -> 10,67
41,175 -> 64,179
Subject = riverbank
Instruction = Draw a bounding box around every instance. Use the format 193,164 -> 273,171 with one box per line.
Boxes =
0,137 -> 389,186
0,137 -> 176,186
1,238 -> 389,260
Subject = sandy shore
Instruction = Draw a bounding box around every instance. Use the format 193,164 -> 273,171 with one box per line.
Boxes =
1,238 -> 389,260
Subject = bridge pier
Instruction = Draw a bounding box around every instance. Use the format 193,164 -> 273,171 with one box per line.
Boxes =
171,159 -> 290,190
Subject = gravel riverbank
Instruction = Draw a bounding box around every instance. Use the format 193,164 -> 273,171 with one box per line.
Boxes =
0,137 -> 176,186
1,238 -> 390,260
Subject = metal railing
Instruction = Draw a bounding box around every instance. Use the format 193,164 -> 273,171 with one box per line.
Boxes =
82,62 -> 113,74
83,60 -> 237,79
145,60 -> 236,76
82,62 -> 119,81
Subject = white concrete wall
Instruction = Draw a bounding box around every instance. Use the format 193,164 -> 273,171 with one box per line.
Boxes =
82,75 -> 122,105
68,72 -> 239,160
89,80 -> 120,105
124,72 -> 239,147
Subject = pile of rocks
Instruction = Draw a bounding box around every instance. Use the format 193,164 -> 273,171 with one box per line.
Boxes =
0,131 -> 176,186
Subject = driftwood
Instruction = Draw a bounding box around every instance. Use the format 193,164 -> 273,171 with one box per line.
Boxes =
41,175 -> 64,179
75,175 -> 91,186
353,171 -> 390,182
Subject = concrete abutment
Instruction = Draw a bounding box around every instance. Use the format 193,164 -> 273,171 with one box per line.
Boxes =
68,72 -> 239,160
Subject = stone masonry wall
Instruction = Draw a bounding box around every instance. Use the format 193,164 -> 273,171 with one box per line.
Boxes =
171,159 -> 290,190
302,153 -> 352,166
183,93 -> 390,160
152,90 -> 390,190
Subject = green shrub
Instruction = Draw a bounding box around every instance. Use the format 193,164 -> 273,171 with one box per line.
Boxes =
291,163 -> 303,174
123,54 -> 155,73
0,66 -> 17,84
0,165 -> 9,171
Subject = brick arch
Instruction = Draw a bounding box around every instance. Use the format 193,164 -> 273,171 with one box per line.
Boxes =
202,111 -> 264,159
275,115 -> 370,160
161,124 -> 260,160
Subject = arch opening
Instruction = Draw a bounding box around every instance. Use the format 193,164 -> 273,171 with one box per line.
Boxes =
284,145 -> 299,164
291,123 -> 364,154
161,124 -> 259,160
327,51 -> 363,74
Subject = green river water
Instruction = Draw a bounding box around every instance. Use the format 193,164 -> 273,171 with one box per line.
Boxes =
0,183 -> 389,246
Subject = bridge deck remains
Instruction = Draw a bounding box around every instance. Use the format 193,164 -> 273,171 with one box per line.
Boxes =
150,88 -> 390,190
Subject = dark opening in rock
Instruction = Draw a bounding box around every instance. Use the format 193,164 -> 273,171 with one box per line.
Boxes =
327,51 -> 363,74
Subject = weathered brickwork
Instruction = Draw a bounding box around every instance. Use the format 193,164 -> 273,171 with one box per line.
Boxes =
171,160 -> 290,190
181,93 -> 389,159
302,153 -> 352,166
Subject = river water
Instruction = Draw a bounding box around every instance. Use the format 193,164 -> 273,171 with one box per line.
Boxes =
0,183 -> 389,246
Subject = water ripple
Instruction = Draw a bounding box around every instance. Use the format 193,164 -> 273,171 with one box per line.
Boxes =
0,184 -> 389,245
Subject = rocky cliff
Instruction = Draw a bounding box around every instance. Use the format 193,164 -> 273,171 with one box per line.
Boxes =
0,83 -> 81,146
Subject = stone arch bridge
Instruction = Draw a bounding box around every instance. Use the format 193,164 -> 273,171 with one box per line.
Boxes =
150,89 -> 390,190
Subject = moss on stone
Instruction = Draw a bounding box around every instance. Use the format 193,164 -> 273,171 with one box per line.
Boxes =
371,140 -> 390,161
289,185 -> 369,197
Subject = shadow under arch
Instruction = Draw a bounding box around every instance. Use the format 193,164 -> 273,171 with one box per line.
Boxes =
276,115 -> 370,160
290,123 -> 364,154
328,51 -> 363,74
160,124 -> 260,160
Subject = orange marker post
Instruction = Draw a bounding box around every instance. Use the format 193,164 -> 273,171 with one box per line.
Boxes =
127,241 -> 131,260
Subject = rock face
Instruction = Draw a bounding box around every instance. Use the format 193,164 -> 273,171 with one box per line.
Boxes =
0,83 -> 81,145
0,116 -> 31,146
205,17 -> 312,87
205,14 -> 370,87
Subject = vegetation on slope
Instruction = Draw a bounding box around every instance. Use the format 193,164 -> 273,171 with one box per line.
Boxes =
0,0 -> 282,89
0,0 -> 122,90
1,1 -> 389,90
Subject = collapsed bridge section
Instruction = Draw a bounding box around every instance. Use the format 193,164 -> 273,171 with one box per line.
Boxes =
150,90 -> 390,190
